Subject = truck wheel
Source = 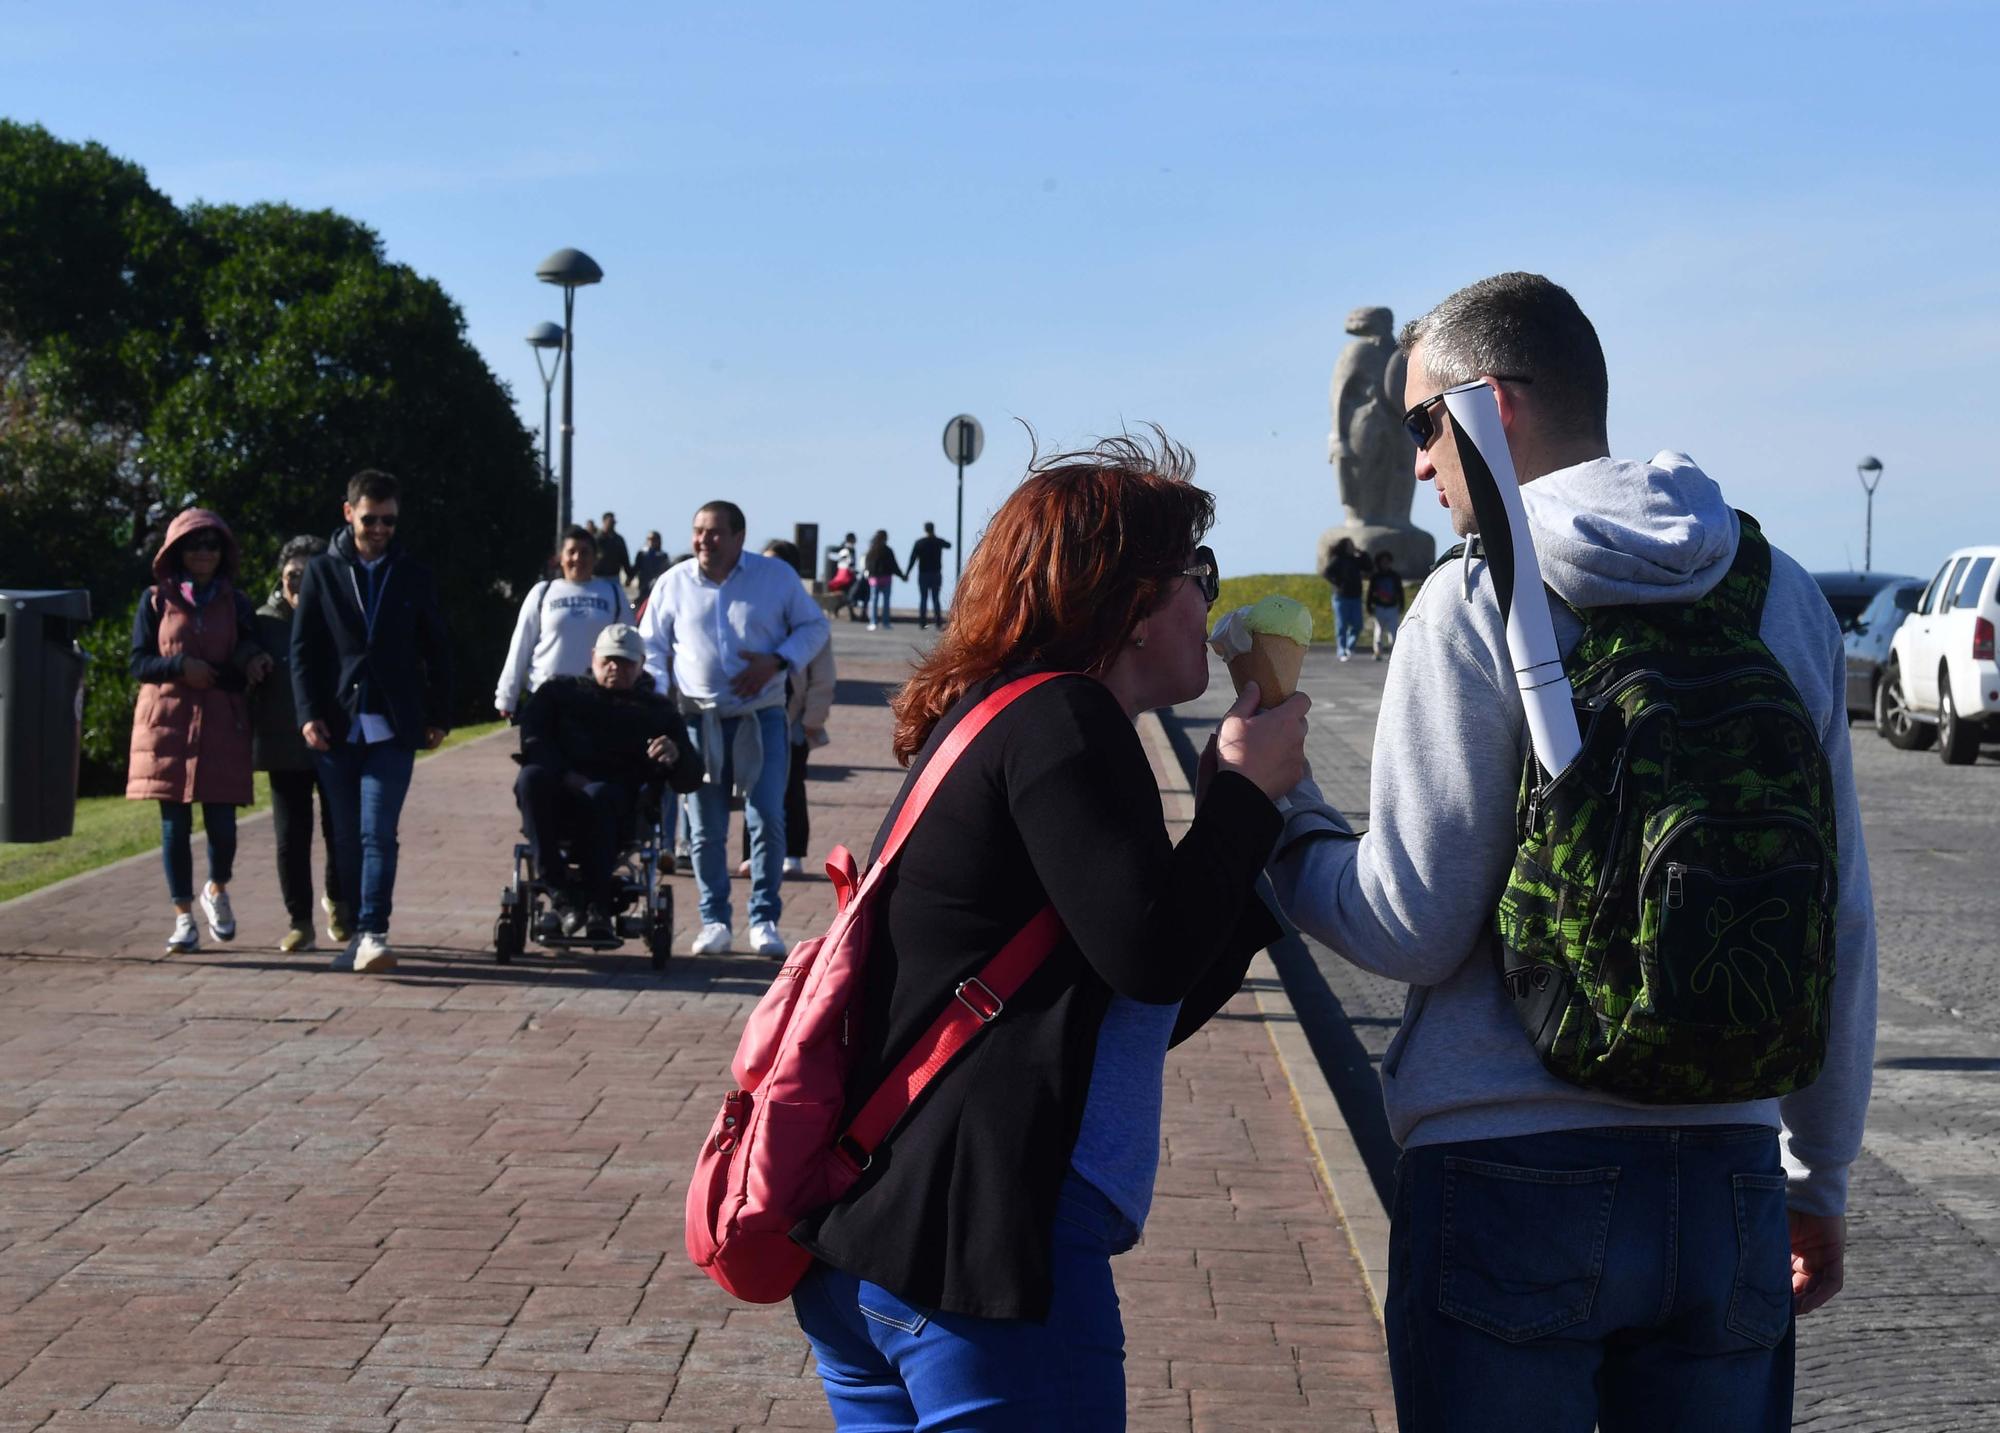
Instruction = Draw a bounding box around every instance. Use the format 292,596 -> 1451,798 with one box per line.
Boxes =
1877,663 -> 1934,750
1939,679 -> 1982,765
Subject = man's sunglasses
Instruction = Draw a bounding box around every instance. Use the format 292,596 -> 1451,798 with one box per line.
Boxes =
1402,374 -> 1532,451
178,534 -> 224,552
357,514 -> 399,528
1179,546 -> 1220,605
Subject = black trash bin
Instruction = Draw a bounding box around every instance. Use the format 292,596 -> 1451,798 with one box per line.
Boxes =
0,589 -> 93,844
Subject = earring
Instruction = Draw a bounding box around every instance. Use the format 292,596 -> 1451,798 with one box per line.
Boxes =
1135,636 -> 1147,648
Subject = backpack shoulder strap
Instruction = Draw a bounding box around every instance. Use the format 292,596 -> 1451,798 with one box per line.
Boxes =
1696,510 -> 1772,631
872,671 -> 1073,873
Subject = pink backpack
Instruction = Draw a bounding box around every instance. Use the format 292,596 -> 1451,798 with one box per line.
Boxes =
684,673 -> 1070,1303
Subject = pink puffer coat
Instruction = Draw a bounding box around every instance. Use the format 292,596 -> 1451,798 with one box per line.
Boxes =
125,509 -> 261,806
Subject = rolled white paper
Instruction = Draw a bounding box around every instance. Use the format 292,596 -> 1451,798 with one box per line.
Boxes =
1439,381 -> 1583,777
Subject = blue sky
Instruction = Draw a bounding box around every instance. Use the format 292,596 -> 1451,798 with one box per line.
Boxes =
7,1 -> 1997,590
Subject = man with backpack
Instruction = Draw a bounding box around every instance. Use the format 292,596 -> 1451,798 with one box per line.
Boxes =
1265,273 -> 1875,1431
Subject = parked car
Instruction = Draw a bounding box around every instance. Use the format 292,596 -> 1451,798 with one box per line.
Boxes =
1812,569 -> 1918,634
1843,577 -> 1926,719
1878,545 -> 2000,763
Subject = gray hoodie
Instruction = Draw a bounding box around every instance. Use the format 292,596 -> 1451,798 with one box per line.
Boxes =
1267,452 -> 1876,1217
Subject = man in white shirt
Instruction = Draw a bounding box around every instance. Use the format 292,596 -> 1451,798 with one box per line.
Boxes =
639,500 -> 830,956
494,525 -> 633,718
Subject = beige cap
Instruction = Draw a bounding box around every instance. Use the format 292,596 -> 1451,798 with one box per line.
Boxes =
593,623 -> 645,663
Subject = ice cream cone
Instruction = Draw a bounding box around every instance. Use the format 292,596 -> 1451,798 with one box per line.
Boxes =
1227,632 -> 1306,709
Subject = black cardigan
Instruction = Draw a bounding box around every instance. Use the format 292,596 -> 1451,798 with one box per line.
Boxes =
790,672 -> 1282,1320
290,528 -> 453,750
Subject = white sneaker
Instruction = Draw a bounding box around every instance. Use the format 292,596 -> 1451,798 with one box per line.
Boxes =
750,921 -> 787,957
867,621 -> 878,631
691,922 -> 733,956
166,912 -> 200,953
782,856 -> 804,878
331,936 -> 360,972
200,884 -> 236,942
353,932 -> 396,973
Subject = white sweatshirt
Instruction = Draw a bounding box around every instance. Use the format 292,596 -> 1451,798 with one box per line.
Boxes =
493,576 -> 633,713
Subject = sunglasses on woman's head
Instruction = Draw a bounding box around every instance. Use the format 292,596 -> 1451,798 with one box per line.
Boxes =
1179,546 -> 1220,605
1401,374 -> 1533,451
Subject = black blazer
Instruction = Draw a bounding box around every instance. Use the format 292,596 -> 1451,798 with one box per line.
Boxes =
790,673 -> 1282,1321
290,527 -> 453,750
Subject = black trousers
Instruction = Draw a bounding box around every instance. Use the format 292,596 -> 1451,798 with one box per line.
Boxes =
515,765 -> 632,905
268,768 -> 341,927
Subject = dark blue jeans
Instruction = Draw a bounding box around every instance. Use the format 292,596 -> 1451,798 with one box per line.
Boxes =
1388,1125 -> 1795,1433
158,801 -> 237,904
316,741 -> 415,936
916,577 -> 943,627
1333,595 -> 1364,656
794,1173 -> 1136,1431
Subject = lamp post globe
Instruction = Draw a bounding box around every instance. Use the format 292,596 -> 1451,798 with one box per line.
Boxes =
534,249 -> 604,546
1856,456 -> 1884,572
525,323 -> 565,492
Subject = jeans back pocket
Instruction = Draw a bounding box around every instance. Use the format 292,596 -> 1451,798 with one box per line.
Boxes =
1438,1156 -> 1619,1343
1726,1172 -> 1793,1348
857,1279 -> 930,1336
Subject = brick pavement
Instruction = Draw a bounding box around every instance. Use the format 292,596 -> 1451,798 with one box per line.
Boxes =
0,625 -> 1394,1432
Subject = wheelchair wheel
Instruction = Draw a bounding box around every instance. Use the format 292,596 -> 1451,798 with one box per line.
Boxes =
494,910 -> 525,964
647,883 -> 674,971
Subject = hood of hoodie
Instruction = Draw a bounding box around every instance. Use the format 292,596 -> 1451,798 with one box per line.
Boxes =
1519,451 -> 1740,608
151,507 -> 241,585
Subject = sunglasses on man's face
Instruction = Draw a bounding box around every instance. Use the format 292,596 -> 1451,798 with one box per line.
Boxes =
357,514 -> 398,529
179,535 -> 223,553
1401,374 -> 1533,451
1179,546 -> 1220,605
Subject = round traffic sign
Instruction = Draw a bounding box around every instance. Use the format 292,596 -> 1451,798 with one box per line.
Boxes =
943,414 -> 984,467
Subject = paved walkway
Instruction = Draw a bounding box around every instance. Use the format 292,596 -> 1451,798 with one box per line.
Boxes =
0,625 -> 1393,1432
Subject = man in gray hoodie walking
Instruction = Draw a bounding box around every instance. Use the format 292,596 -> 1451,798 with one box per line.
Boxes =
1267,273 -> 1874,1431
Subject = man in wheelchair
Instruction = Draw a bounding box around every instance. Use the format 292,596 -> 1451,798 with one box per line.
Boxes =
513,624 -> 704,938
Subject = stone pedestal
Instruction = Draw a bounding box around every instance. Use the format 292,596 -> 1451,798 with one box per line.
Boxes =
1317,522 -> 1436,585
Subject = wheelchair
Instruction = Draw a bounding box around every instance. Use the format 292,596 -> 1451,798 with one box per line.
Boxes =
493,782 -> 674,970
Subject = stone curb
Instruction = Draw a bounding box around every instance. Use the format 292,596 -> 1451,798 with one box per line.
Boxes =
1137,710 -> 1390,1321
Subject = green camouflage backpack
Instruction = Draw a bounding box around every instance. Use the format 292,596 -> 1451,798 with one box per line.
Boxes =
1487,513 -> 1838,1103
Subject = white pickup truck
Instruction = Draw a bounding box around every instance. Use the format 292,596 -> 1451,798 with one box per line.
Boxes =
1877,545 -> 2000,764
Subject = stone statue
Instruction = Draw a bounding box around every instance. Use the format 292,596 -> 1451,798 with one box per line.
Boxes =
1318,305 -> 1435,582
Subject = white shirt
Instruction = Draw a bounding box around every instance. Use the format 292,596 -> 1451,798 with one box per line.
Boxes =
638,552 -> 830,710
493,576 -> 633,712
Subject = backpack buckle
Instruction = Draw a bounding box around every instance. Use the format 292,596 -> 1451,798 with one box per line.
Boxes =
955,977 -> 1004,1023
833,1133 -> 872,1173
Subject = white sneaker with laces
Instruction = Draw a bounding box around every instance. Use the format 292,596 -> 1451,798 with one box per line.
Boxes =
782,856 -> 804,878
331,936 -> 360,972
750,921 -> 788,957
200,884 -> 236,942
353,932 -> 397,973
691,922 -> 733,956
165,912 -> 200,953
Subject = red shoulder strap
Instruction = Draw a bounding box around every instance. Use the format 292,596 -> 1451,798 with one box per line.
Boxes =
873,671 -> 1070,872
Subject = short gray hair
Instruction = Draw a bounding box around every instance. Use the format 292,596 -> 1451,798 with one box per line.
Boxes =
1400,272 -> 1608,443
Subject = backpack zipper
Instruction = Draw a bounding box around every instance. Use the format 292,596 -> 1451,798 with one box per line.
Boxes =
1636,812 -> 1826,919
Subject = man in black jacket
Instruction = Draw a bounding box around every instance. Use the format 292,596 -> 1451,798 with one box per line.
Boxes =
515,623 -> 704,937
290,469 -> 452,974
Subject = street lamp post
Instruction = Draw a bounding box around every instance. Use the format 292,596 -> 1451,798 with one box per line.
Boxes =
1857,456 -> 1883,572
534,248 -> 604,542
525,322 -> 564,499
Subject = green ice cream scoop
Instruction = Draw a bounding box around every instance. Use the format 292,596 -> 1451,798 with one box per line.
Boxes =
1244,594 -> 1313,647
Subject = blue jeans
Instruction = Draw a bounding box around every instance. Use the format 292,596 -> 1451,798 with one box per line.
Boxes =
316,741 -> 416,936
1388,1125 -> 1795,1433
916,577 -> 943,627
870,578 -> 894,625
680,706 -> 789,927
158,801 -> 237,904
794,1173 -> 1135,1431
1333,595 -> 1364,656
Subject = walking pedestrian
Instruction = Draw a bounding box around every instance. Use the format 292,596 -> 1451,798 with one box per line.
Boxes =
1325,536 -> 1366,660
862,529 -> 905,630
595,510 -> 631,589
291,469 -> 453,974
630,530 -> 670,606
637,500 -> 830,957
737,540 -> 834,880
788,432 -> 1307,1431
1367,549 -> 1405,660
252,535 -> 345,951
906,520 -> 952,629
829,532 -> 869,624
127,508 -> 272,953
1266,273 -> 1876,1432
494,524 -> 633,719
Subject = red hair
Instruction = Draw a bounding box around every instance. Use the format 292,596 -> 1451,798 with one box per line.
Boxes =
891,429 -> 1213,764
